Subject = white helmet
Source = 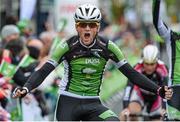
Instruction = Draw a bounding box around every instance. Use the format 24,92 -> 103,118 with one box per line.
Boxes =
74,4 -> 101,22
142,45 -> 159,63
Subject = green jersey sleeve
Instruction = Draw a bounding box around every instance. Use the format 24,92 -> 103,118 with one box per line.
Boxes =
107,40 -> 127,68
108,40 -> 125,61
50,40 -> 69,64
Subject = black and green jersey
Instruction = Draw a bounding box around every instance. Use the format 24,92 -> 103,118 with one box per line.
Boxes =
24,36 -> 160,99
49,36 -> 125,96
153,0 -> 180,85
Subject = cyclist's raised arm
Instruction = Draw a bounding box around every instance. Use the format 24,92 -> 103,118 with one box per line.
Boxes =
23,40 -> 69,92
152,0 -> 171,42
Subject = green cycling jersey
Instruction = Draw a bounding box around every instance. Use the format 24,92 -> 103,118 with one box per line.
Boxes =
50,36 -> 125,96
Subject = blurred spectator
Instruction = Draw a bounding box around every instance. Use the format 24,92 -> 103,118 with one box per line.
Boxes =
26,39 -> 44,60
13,38 -> 44,86
4,38 -> 26,65
39,31 -> 56,58
0,25 -> 20,46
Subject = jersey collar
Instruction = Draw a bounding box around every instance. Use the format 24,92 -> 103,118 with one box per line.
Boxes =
79,38 -> 96,48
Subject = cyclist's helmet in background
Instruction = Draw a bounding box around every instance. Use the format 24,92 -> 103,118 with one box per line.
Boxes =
142,44 -> 159,64
74,4 -> 101,22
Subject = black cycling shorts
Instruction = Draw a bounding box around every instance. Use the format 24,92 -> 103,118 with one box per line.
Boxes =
55,94 -> 119,121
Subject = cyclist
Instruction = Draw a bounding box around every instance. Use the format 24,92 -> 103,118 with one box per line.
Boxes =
12,4 -> 172,121
152,0 -> 180,120
120,44 -> 168,121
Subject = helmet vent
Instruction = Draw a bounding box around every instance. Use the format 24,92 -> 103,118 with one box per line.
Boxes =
97,14 -> 100,19
90,8 -> 96,16
79,7 -> 84,16
79,16 -> 84,19
85,8 -> 90,16
75,14 -> 78,19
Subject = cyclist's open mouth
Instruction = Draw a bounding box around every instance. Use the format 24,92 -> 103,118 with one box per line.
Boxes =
84,33 -> 90,39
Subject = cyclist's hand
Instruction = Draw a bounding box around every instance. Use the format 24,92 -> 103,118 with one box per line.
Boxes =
120,108 -> 130,121
12,87 -> 29,98
157,86 -> 173,100
160,108 -> 166,116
